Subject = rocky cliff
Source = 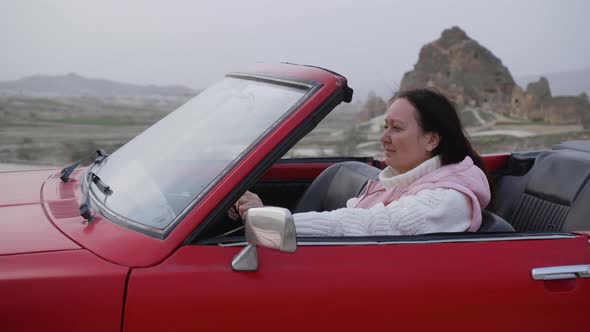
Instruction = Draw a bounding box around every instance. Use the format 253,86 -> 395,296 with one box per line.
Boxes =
400,26 -> 590,125
400,27 -> 516,114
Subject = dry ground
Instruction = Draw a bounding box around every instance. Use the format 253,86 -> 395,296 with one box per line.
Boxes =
1,95 -> 588,164
0,95 -> 175,165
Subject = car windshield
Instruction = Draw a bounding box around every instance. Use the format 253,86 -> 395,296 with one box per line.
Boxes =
91,76 -> 309,231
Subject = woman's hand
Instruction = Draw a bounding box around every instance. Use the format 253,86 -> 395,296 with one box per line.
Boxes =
229,190 -> 263,221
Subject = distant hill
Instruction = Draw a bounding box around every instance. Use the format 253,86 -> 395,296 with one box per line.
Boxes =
0,73 -> 198,98
516,68 -> 590,97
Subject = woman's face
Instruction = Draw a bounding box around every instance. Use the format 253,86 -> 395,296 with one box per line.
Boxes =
381,98 -> 440,173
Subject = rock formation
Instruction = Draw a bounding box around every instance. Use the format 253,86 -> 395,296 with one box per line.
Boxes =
526,77 -> 552,119
400,26 -> 516,114
400,26 -> 590,126
514,78 -> 589,124
357,92 -> 387,122
511,77 -> 552,120
526,77 -> 552,99
542,96 -> 587,125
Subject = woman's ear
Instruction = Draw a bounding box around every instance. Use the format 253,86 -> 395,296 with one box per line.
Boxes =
425,132 -> 441,152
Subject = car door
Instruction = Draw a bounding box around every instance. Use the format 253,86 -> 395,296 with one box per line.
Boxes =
123,232 -> 590,331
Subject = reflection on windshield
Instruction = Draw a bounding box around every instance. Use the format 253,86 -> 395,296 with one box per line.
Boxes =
93,77 -> 308,230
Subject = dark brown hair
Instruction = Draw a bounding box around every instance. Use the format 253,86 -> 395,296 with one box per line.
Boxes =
391,88 -> 493,205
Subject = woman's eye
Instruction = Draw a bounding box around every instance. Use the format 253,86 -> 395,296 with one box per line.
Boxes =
384,124 -> 402,131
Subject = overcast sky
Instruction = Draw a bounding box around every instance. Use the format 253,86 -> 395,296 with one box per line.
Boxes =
1,0 -> 588,97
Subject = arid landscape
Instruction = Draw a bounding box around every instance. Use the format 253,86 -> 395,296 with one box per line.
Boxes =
0,72 -> 196,166
1,27 -> 589,169
287,27 -> 590,159
0,98 -> 168,166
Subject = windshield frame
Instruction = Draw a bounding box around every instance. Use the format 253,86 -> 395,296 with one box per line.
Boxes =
84,72 -> 323,239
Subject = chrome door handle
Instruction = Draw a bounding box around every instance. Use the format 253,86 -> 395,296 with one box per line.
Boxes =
532,265 -> 590,280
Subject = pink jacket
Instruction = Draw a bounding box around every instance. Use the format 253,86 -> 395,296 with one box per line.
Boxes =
352,156 -> 491,231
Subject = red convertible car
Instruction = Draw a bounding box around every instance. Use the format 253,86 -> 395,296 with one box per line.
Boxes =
1,63 -> 589,331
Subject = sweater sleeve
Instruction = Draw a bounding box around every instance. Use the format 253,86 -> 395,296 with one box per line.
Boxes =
293,188 -> 472,236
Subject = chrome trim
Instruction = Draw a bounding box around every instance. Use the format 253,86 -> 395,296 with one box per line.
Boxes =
218,234 -> 576,247
245,207 -> 297,253
89,182 -> 166,234
227,73 -> 315,89
532,265 -> 590,280
84,164 -> 172,237
232,244 -> 258,271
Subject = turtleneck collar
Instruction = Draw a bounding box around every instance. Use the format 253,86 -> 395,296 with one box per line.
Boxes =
379,155 -> 442,189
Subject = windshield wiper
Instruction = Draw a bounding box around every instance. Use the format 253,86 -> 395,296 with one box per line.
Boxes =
60,149 -> 109,182
60,148 -> 111,222
80,172 -> 113,222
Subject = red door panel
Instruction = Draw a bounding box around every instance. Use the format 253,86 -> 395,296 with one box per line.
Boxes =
124,235 -> 589,331
0,250 -> 128,332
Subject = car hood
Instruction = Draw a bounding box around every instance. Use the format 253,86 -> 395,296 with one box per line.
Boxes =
0,169 -> 81,256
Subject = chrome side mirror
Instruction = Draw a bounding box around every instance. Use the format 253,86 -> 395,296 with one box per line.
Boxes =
245,207 -> 297,252
232,207 -> 297,272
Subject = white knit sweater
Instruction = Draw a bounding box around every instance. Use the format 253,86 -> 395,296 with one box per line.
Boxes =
293,156 -> 471,236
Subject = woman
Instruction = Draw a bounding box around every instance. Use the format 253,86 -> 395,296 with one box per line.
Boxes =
233,89 -> 491,236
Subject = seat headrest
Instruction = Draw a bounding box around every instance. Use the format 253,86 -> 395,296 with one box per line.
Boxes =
526,150 -> 590,205
552,140 -> 590,153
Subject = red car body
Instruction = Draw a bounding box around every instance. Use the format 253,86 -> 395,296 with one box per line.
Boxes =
1,64 -> 589,331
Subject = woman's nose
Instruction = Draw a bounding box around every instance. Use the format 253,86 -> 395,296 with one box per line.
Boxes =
381,130 -> 389,144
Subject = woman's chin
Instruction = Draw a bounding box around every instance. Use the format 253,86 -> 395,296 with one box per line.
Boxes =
384,158 -> 395,168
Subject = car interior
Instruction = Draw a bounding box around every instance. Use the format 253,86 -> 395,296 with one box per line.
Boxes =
194,140 -> 590,244
491,140 -> 590,232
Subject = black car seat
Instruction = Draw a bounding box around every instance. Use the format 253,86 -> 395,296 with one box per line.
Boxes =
293,161 -> 380,213
552,140 -> 590,153
293,161 -> 513,232
478,210 -> 515,232
493,149 -> 590,232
